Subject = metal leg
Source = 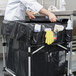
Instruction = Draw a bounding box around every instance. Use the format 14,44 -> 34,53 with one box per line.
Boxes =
28,47 -> 31,76
2,36 -> 6,71
2,36 -> 16,76
68,15 -> 74,76
68,42 -> 73,76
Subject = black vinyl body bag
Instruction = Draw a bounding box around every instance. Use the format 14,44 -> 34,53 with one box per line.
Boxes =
1,18 -> 68,76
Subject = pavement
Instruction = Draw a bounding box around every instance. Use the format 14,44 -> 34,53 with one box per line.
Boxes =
72,52 -> 76,72
0,59 -> 4,76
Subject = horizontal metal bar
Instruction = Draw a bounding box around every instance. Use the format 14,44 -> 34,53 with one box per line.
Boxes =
32,46 -> 45,55
57,44 -> 68,50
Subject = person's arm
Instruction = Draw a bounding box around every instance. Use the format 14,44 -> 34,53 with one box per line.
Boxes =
26,8 -> 57,22
20,0 -> 56,22
39,8 -> 57,22
20,0 -> 43,13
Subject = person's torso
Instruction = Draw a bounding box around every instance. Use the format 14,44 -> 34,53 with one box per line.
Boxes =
4,0 -> 26,21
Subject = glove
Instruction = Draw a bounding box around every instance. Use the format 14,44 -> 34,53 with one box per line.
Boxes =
45,30 -> 54,45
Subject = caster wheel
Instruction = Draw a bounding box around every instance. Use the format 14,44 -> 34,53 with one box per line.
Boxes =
73,72 -> 76,76
4,72 -> 12,76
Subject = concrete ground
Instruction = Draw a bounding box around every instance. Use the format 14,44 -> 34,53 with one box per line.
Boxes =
0,59 -> 3,76
72,52 -> 76,72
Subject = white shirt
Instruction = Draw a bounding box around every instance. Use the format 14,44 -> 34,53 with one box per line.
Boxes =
4,0 -> 43,21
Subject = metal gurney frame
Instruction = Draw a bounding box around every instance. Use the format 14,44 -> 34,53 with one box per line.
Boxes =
2,11 -> 76,76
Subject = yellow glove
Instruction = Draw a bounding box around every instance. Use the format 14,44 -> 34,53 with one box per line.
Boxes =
45,30 -> 54,45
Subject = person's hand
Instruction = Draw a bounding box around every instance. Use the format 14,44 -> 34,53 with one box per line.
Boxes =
39,8 -> 57,22
26,10 -> 35,19
48,13 -> 57,22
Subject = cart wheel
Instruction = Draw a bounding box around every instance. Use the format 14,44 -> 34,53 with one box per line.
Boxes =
73,72 -> 76,76
63,74 -> 67,76
4,72 -> 12,76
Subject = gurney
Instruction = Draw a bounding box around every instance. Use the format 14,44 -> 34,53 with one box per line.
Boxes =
1,16 -> 73,76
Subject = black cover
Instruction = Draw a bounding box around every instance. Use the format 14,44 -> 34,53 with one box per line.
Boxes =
1,18 -> 68,76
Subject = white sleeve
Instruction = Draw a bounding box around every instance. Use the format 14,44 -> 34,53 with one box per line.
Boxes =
20,0 -> 43,13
